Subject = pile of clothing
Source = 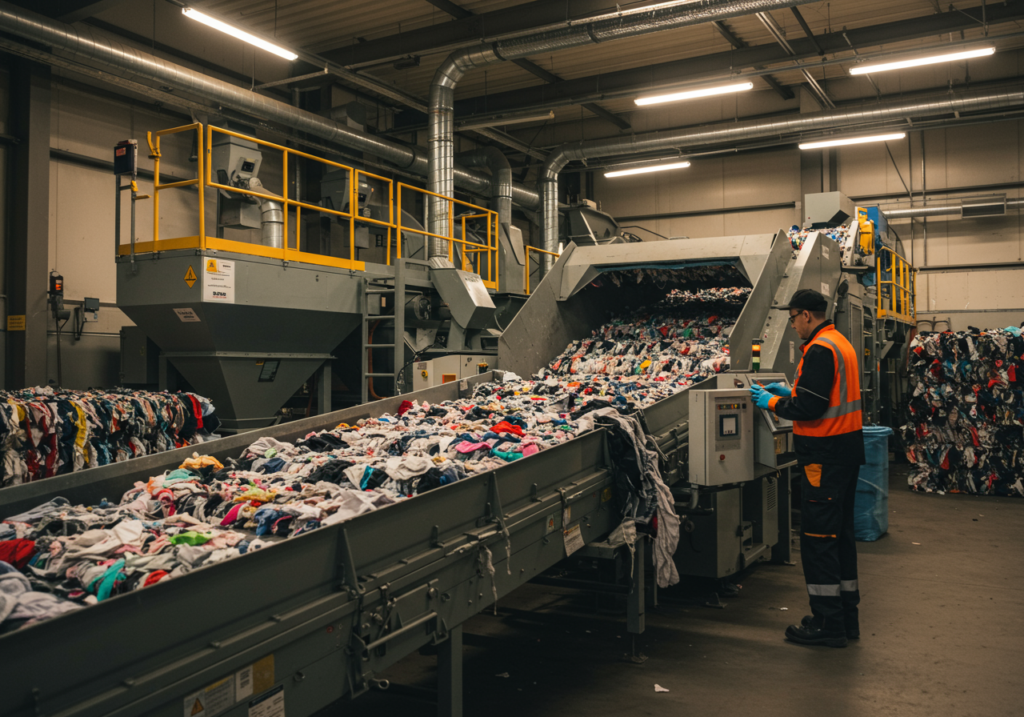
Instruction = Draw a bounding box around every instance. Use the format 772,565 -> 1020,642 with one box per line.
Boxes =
0,285 -> 749,631
0,388 -> 217,487
900,328 -> 1024,497
787,224 -> 851,253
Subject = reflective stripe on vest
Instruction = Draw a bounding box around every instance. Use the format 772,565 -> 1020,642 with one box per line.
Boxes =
793,327 -> 863,438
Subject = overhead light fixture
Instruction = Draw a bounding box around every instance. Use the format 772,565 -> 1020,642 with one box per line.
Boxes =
456,110 -> 555,132
850,47 -> 995,75
635,81 -> 753,107
799,133 -> 906,150
182,7 -> 298,61
605,160 -> 691,178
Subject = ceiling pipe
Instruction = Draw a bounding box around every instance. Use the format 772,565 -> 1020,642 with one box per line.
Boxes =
883,198 -> 1024,219
426,0 -> 822,256
538,85 -> 1024,274
0,1 -> 543,210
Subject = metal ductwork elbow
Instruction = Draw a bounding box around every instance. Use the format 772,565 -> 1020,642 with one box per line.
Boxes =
259,199 -> 284,249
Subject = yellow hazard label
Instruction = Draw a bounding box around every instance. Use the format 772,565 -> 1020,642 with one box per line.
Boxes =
601,487 -> 612,503
206,259 -> 218,273
7,315 -> 25,331
184,265 -> 197,288
190,697 -> 204,715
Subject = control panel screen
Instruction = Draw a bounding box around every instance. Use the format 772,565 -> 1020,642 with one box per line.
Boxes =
720,415 -> 738,437
241,159 -> 256,173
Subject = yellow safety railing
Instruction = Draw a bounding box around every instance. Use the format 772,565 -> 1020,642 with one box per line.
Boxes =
876,246 -> 917,323
397,183 -> 499,290
132,122 -> 207,254
524,246 -> 560,295
122,123 -> 499,286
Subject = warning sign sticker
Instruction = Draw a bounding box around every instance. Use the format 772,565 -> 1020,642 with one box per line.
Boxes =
174,308 -> 201,323
182,677 -> 234,717
203,259 -> 235,304
184,265 -> 197,288
248,685 -> 285,717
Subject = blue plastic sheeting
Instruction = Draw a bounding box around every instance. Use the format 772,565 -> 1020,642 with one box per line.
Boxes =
855,426 -> 893,541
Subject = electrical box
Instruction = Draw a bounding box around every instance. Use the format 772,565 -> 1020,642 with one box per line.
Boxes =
689,389 -> 755,487
713,373 -> 794,472
412,354 -> 493,392
113,140 -> 137,177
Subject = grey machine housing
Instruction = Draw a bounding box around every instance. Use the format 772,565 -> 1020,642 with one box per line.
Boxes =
4,225 -> 891,717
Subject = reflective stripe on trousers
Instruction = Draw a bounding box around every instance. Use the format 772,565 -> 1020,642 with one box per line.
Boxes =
807,584 -> 841,597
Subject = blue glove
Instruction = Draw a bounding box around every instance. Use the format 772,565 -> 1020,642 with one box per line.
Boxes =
763,382 -> 792,397
749,384 -> 775,411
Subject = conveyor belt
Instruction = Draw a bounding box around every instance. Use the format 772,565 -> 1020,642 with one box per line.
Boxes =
1,230 -> 840,717
1,374 -> 639,717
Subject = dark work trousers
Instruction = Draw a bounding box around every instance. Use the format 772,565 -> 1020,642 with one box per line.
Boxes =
800,463 -> 860,633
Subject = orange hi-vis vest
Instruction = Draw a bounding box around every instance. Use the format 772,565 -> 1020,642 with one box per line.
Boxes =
792,326 -> 863,438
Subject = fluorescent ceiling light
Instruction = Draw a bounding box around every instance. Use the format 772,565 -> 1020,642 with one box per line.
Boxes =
605,161 -> 691,178
636,81 -> 753,107
457,110 -> 555,131
850,47 -> 994,75
799,133 -> 906,150
183,7 -> 298,61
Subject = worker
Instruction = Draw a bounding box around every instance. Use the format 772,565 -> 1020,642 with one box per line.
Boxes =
749,289 -> 865,648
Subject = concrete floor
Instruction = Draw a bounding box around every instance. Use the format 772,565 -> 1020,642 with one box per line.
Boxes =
345,465 -> 1024,716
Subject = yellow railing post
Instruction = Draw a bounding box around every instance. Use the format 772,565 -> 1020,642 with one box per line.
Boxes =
150,131 -> 160,245
196,125 -> 205,249
349,167 -> 356,261
282,148 -> 289,262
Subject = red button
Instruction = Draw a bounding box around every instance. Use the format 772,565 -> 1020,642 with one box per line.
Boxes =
719,454 -> 726,461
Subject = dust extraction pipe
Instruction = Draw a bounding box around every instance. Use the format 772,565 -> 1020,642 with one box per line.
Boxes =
455,147 -> 513,236
883,198 -> 1024,219
538,85 -> 1024,274
0,1 -> 542,210
426,0 -> 823,254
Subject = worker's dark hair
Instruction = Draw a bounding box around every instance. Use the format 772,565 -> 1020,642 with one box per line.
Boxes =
810,310 -> 826,320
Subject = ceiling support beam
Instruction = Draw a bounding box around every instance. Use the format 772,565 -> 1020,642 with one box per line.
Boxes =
756,10 -> 834,108
323,0 -> 653,68
711,20 -> 794,101
450,2 -> 1022,118
10,0 -> 130,23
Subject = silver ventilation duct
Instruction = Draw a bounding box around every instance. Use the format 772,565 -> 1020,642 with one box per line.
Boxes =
0,1 -> 542,210
260,200 -> 284,249
538,85 -> 1024,273
455,148 -> 513,235
883,198 -> 1023,219
426,0 -> 822,252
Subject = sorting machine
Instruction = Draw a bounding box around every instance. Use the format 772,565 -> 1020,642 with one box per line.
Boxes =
2,228 -> 891,717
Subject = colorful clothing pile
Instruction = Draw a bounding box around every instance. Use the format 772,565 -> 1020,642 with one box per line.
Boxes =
0,388 -> 216,487
787,223 -> 851,253
900,329 -> 1024,497
0,285 -> 750,630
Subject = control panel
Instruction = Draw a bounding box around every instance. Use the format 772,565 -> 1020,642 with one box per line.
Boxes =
689,389 -> 754,486
713,373 -> 795,471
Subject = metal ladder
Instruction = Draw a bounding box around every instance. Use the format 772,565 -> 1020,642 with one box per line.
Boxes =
361,260 -> 415,404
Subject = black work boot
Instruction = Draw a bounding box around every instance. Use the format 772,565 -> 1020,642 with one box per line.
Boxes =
785,623 -> 848,648
802,614 -> 859,640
